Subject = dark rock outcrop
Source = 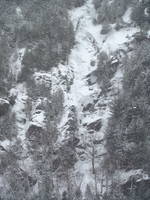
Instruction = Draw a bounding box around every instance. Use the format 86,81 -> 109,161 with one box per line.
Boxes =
68,136 -> 80,146
59,144 -> 77,169
9,90 -> 17,106
26,124 -> 46,148
101,24 -> 111,34
86,74 -> 97,86
28,175 -> 37,187
134,32 -> 148,43
93,139 -> 104,145
0,98 -> 9,116
87,119 -> 102,131
52,157 -> 61,171
90,60 -> 96,66
82,103 -> 94,112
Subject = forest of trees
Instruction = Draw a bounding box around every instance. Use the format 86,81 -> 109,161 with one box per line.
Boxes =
102,1 -> 150,199
0,0 -> 84,199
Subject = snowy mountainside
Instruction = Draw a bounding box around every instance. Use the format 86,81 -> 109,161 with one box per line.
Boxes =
46,0 -> 139,197
0,0 -> 146,199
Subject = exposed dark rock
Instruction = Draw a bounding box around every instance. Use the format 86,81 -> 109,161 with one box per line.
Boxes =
36,103 -> 47,111
134,32 -> 148,42
114,21 -> 126,31
9,90 -> 17,106
83,122 -> 87,127
70,105 -> 76,112
0,145 -> 7,152
93,139 -> 104,145
93,98 -> 99,104
90,60 -> 96,66
62,191 -> 68,200
0,98 -> 9,116
76,143 -> 86,149
17,118 -> 26,124
59,144 -> 77,169
87,74 -> 97,86
82,103 -> 94,112
87,119 -> 102,131
101,24 -> 111,34
88,130 -> 95,134
9,96 -> 16,105
76,150 -> 85,156
52,157 -> 61,171
68,137 -> 80,146
26,124 -> 46,147
28,175 -> 37,187
27,124 -> 44,137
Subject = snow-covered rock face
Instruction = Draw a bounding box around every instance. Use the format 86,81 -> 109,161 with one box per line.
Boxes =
11,84 -> 28,142
0,0 -> 142,198
30,99 -> 47,129
53,0 -> 138,197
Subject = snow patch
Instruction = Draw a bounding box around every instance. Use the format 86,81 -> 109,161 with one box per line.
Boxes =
0,140 -> 10,150
101,27 -> 139,53
30,109 -> 46,128
0,98 -> 9,105
12,84 -> 29,148
122,7 -> 133,24
16,7 -> 23,18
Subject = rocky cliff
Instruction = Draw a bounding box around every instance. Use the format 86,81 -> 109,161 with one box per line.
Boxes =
0,0 -> 150,199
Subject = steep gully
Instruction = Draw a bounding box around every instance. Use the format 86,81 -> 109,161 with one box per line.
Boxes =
54,0 -> 139,195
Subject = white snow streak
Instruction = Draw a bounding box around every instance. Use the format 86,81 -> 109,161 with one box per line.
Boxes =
10,48 -> 26,81
11,84 -> 29,146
